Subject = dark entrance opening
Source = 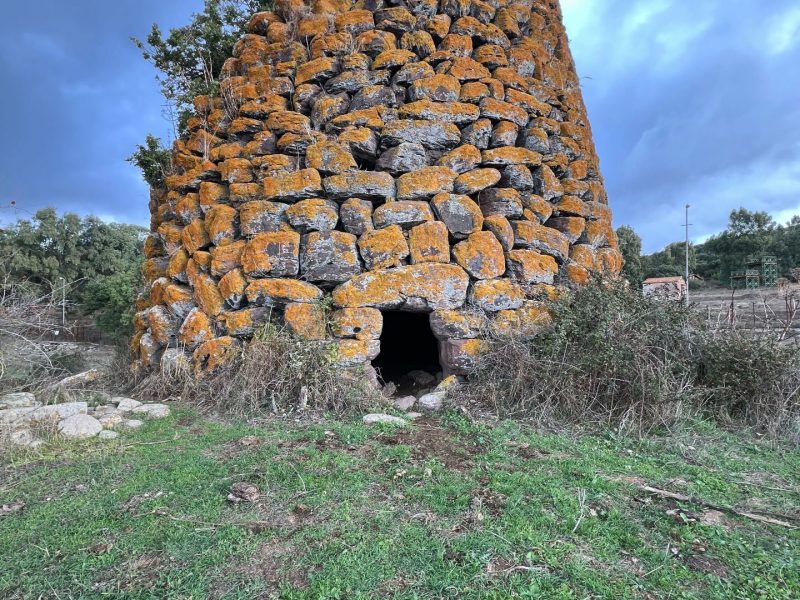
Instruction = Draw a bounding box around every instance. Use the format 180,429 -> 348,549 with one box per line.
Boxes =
373,311 -> 441,394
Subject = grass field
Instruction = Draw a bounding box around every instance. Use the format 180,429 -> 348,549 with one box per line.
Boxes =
1,409 -> 798,599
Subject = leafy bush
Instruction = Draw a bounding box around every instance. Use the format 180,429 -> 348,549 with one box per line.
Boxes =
125,322 -> 381,417
464,278 -> 800,439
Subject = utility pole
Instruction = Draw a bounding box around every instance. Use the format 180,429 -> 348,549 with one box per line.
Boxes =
684,204 -> 691,307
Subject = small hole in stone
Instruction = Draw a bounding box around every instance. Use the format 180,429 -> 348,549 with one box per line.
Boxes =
373,311 -> 441,394
353,327 -> 362,333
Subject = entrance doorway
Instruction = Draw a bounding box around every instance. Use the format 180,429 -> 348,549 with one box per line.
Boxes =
372,311 -> 441,393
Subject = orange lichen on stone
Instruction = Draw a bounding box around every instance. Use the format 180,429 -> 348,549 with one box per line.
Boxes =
193,273 -> 225,317
546,216 -> 586,243
469,278 -> 525,311
330,307 -> 383,340
193,336 -> 240,373
408,221 -> 450,264
263,168 -> 322,202
222,308 -> 264,337
511,220 -> 570,259
482,215 -> 514,251
439,338 -> 489,375
454,168 -> 502,195
332,263 -> 469,310
333,339 -> 381,367
429,309 -> 487,339
452,231 -> 506,280
205,204 -> 239,246
396,166 -> 457,201
398,99 -> 480,125
240,201 -> 288,235
241,231 -> 300,277
564,263 -> 591,287
216,260 -> 244,298
182,219 -> 211,254
506,249 -> 558,284
245,278 -> 323,306
481,147 -> 542,167
358,225 -> 409,270
283,302 -> 326,340
167,248 -> 190,282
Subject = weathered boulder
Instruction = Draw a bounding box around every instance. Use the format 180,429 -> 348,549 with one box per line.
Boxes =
58,414 -> 103,439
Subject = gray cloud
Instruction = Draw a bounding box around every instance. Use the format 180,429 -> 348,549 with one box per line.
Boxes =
1,1 -> 798,254
563,0 -> 800,251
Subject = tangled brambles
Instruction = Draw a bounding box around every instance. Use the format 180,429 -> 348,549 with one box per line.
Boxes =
464,279 -> 800,440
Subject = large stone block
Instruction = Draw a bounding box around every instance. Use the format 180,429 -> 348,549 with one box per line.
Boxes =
246,279 -> 323,306
323,171 -> 396,201
510,221 -> 570,260
408,221 -> 450,264
284,302 -> 326,340
330,307 -> 383,340
301,231 -> 362,283
439,338 -> 489,375
358,225 -> 409,270
431,193 -> 483,238
506,250 -> 559,284
242,231 -> 301,277
286,199 -> 340,233
452,231 -> 506,279
332,263 -> 469,310
263,168 -> 323,202
469,278 -> 525,311
373,201 -> 434,229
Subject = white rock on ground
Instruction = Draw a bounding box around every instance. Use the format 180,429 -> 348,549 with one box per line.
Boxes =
0,392 -> 39,410
120,419 -> 144,429
58,414 -> 103,439
1,402 -> 88,427
393,396 -> 417,412
98,412 -> 124,429
363,413 -> 408,427
417,391 -> 446,412
113,397 -> 142,412
98,430 -> 119,440
9,429 -> 44,448
132,403 -> 171,418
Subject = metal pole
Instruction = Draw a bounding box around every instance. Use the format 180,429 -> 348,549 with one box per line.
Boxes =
685,204 -> 690,307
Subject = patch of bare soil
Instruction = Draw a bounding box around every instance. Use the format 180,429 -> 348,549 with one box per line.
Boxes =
379,417 -> 475,470
683,554 -> 729,578
209,538 -> 309,599
92,553 -> 178,594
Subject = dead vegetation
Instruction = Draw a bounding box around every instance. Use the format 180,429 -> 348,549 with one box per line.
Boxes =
123,322 -> 382,417
464,279 -> 800,441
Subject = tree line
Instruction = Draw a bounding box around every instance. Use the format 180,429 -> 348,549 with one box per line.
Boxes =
617,208 -> 800,288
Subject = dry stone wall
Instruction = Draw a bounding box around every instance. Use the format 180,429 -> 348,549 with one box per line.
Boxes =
133,0 -> 623,377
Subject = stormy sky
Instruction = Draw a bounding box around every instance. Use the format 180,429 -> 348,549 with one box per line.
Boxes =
1,1 -> 798,252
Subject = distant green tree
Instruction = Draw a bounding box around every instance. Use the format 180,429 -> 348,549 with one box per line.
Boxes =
131,0 -> 272,186
615,225 -> 644,286
82,261 -> 143,340
643,241 -> 696,280
0,208 -> 146,336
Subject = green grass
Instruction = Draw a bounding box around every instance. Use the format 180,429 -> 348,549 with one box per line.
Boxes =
1,410 -> 798,599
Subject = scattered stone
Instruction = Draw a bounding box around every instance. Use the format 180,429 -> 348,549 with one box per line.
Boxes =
417,391 -> 446,412
0,392 -> 38,410
132,404 -> 171,419
114,397 -> 142,412
363,413 -> 408,426
393,396 -> 417,411
58,414 -> 103,439
9,429 -> 44,448
98,412 -> 124,429
98,430 -> 120,440
227,482 -> 261,503
405,412 -> 423,420
120,419 -> 144,429
407,370 -> 436,386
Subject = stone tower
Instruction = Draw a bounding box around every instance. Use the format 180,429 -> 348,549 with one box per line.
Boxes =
133,0 -> 622,380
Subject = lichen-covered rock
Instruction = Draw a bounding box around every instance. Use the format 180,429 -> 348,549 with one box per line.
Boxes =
301,230 -> 362,282
452,231 -> 506,279
431,193 -> 483,238
323,171 -> 396,201
408,221 -> 450,264
284,302 -> 326,340
469,278 -> 525,311
381,119 -> 461,151
510,221 -> 570,260
330,307 -> 383,340
373,201 -> 434,229
334,339 -> 381,366
246,279 -> 323,306
242,231 -> 300,277
193,336 -> 240,372
239,201 -> 288,235
430,309 -> 486,340
263,168 -> 323,202
396,167 -> 457,201
332,263 -> 469,310
340,198 -> 374,236
506,250 -> 559,284
376,143 -> 428,175
178,308 -> 214,349
453,168 -> 502,195
286,199 -> 339,233
439,338 -> 489,375
305,141 -> 357,174
358,225 -> 409,270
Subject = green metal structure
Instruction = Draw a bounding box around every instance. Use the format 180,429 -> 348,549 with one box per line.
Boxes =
729,256 -> 778,288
